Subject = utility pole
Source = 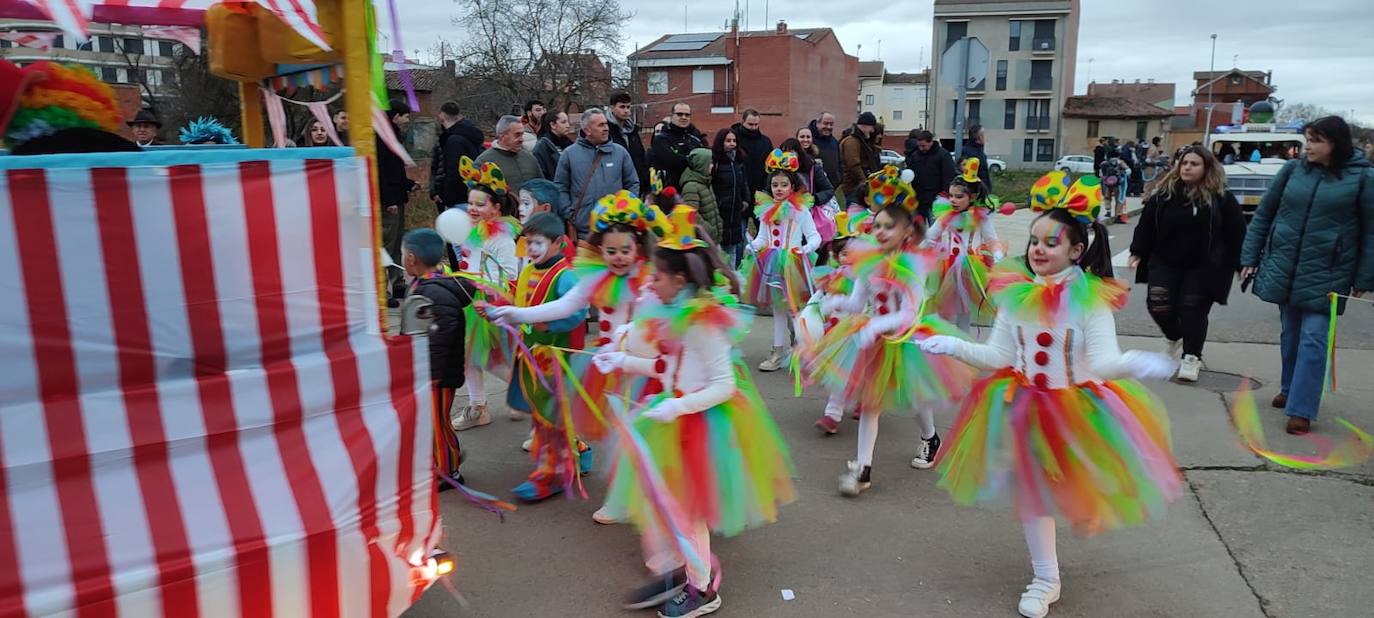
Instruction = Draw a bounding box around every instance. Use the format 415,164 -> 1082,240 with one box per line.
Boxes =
953,37 -> 971,158
1203,33 -> 1217,147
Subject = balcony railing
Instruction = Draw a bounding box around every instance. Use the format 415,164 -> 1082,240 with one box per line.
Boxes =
1031,37 -> 1056,52
1024,116 -> 1052,132
711,90 -> 735,108
1028,76 -> 1053,91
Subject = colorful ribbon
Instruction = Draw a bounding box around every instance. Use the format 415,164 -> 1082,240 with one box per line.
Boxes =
1323,291 -> 1374,393
1228,381 -> 1374,470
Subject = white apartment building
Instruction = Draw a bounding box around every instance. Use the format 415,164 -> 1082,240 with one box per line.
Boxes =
0,19 -> 184,100
858,61 -> 932,135
930,0 -> 1080,169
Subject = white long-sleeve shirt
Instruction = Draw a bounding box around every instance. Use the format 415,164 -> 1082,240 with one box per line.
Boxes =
619,312 -> 735,415
500,267 -> 653,347
750,200 -> 821,255
456,233 -> 517,284
923,211 -> 1003,261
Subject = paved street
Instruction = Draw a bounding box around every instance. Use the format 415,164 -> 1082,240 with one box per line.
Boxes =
406,212 -> 1374,617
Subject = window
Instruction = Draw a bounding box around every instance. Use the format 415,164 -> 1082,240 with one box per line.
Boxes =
996,60 -> 1008,91
951,99 -> 980,130
1029,60 -> 1052,91
128,68 -> 144,84
98,36 -> 114,53
1023,138 -> 1034,162
647,71 -> 667,95
53,35 -> 64,49
1026,99 -> 1051,131
945,21 -> 967,52
892,110 -> 903,121
1004,99 -> 1016,130
161,69 -> 175,87
77,39 -> 92,51
0,40 -> 10,49
865,94 -> 875,106
123,38 -> 144,55
1136,121 -> 1148,140
1036,138 -> 1055,162
159,41 -> 175,57
100,67 -> 117,82
1087,120 -> 1099,138
691,69 -> 713,94
1032,20 -> 1056,51
967,99 -> 981,126
1008,20 -> 1022,51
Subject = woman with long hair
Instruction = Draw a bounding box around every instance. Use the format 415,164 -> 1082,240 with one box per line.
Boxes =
533,110 -> 574,180
780,134 -> 836,206
1129,145 -> 1245,382
711,127 -> 751,265
1240,116 -> 1374,435
298,119 -> 331,147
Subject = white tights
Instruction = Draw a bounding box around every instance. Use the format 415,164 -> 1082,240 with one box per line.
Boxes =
855,408 -> 937,466
772,297 -> 792,348
1022,517 -> 1060,582
465,362 -> 486,405
643,521 -> 712,589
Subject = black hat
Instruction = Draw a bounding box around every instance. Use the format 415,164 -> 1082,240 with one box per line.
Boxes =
126,108 -> 161,128
857,112 -> 878,127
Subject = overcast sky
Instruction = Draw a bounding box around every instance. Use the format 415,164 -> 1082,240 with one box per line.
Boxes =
387,0 -> 1374,124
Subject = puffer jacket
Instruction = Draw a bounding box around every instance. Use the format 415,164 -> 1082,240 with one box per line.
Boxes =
712,150 -> 750,246
1240,151 -> 1374,314
680,148 -> 723,242
411,275 -> 476,388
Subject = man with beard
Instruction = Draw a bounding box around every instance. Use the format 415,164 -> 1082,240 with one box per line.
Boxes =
731,108 -> 774,201
809,111 -> 841,193
904,129 -> 956,224
649,102 -> 705,190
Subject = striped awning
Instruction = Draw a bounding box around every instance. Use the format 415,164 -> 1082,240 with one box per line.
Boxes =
6,0 -> 328,51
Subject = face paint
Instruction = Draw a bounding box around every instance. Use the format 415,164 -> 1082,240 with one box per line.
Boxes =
526,236 -> 552,262
518,190 -> 535,221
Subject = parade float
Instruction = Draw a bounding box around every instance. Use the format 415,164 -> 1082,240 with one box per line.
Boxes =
0,1 -> 452,615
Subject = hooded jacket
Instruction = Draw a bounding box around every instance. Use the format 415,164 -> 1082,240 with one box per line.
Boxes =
679,148 -> 723,242
430,117 -> 484,206
712,148 -> 751,246
412,274 -> 476,388
731,122 -> 774,203
1240,152 -> 1374,313
608,116 -> 650,193
809,119 -> 842,187
650,122 -> 706,190
554,137 -> 641,237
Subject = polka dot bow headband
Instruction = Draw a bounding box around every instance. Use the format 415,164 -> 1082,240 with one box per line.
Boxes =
656,205 -> 710,251
865,164 -> 917,213
1029,170 -> 1101,223
458,155 -> 508,196
592,189 -> 666,233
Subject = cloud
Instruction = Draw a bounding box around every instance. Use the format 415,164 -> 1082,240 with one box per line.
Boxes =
389,0 -> 1374,123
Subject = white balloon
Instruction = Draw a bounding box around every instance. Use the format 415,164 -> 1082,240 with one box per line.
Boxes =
900,168 -> 915,184
435,208 -> 473,244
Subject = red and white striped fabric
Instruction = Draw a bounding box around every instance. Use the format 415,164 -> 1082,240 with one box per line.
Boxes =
0,151 -> 440,617
18,0 -> 328,50
0,31 -> 58,51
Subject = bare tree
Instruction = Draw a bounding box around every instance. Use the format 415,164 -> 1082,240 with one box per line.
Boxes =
452,0 -> 629,123
113,36 -> 157,107
1276,102 -> 1336,125
161,45 -> 242,139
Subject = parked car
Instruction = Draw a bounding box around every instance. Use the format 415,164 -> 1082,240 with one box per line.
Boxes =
1056,155 -> 1095,174
987,157 -> 1006,172
879,149 -> 904,167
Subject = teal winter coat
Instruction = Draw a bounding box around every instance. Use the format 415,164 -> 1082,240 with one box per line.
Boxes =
1239,151 -> 1374,314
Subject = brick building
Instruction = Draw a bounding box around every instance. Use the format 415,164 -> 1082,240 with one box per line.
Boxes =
1190,68 -> 1275,129
1061,95 -> 1173,155
627,21 -> 858,140
1086,79 -> 1175,111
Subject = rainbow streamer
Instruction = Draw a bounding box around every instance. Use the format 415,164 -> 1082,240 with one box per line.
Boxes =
1325,292 -> 1338,393
1228,382 -> 1374,470
433,468 -> 517,520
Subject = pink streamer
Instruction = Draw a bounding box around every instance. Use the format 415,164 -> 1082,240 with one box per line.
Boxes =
372,103 -> 415,166
141,25 -> 200,53
260,87 -> 289,148
306,100 -> 344,146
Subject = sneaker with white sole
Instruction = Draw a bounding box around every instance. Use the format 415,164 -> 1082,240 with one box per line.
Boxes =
1017,577 -> 1061,618
657,585 -> 721,618
1177,354 -> 1202,382
451,404 -> 491,431
758,346 -> 787,372
1164,338 -> 1183,359
592,505 -> 622,525
910,432 -> 941,469
622,568 -> 687,610
838,460 -> 871,496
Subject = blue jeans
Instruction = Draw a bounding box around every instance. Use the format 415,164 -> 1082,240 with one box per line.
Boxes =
1278,304 -> 1330,420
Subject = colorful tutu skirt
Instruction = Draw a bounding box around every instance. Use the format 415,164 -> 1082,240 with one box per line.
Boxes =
937,368 -> 1183,536
933,252 -> 996,325
549,351 -> 663,442
742,247 -> 811,310
805,314 -> 975,414
611,365 -> 795,537
464,305 -> 510,371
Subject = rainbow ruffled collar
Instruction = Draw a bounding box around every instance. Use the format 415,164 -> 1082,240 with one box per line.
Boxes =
988,260 -> 1127,325
572,248 -> 650,310
754,191 -> 814,225
639,287 -> 752,343
466,216 -> 521,246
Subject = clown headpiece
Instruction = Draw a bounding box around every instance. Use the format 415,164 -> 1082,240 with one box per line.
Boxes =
765,148 -> 799,173
833,210 -> 870,240
655,205 -> 710,251
865,164 -> 917,213
592,190 -> 666,233
179,116 -> 238,145
459,155 -> 508,196
1029,170 -> 1101,223
959,157 -> 982,184
2,61 -> 126,151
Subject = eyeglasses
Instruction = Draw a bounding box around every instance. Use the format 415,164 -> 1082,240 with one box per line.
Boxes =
674,112 -> 692,117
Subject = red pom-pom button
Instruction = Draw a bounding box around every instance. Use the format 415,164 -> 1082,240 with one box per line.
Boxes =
458,260 -> 469,270
771,228 -> 781,236
653,358 -> 667,373
773,240 -> 781,247
878,306 -> 890,315
828,317 -> 839,327
602,306 -> 614,315
951,246 -> 961,256
1034,351 -> 1050,366
1032,373 -> 1049,388
1036,332 -> 1053,347
875,292 -> 888,303
598,320 -> 611,331
597,337 -> 611,346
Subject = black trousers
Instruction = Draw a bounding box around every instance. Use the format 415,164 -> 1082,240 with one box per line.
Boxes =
1146,260 -> 1212,357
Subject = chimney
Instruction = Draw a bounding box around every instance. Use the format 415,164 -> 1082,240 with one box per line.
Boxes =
1134,78 -> 1141,84
776,20 -> 788,35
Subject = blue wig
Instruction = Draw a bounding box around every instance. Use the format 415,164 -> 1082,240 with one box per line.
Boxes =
179,116 -> 238,145
521,178 -> 559,208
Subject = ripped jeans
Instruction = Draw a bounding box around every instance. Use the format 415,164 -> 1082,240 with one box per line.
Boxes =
1146,260 -> 1213,357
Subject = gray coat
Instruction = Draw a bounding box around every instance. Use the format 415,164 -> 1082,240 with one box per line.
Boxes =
555,137 -> 640,237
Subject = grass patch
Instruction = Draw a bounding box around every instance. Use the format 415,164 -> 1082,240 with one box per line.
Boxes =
405,195 -> 438,232
990,169 -> 1042,207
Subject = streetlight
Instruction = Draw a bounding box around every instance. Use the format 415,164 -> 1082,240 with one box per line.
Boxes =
1202,34 -> 1217,147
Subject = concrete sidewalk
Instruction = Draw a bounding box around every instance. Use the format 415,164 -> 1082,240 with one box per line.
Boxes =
408,321 -> 1374,617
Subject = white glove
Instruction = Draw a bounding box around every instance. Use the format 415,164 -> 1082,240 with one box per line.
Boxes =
641,398 -> 687,423
592,351 -> 626,374
920,335 -> 963,356
1122,350 -> 1177,381
992,250 -> 1005,262
820,296 -> 846,316
485,305 -> 517,323
856,324 -> 880,349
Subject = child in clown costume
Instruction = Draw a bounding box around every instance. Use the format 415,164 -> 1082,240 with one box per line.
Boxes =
919,173 -> 1181,618
804,165 -> 977,495
488,190 -> 663,520
795,210 -> 870,435
592,206 -> 794,618
449,156 -> 521,431
924,158 -> 1006,332
743,149 -> 821,373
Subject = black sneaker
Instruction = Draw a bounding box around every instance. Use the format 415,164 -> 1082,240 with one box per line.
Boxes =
622,568 -> 687,610
657,585 -> 721,618
910,432 -> 941,469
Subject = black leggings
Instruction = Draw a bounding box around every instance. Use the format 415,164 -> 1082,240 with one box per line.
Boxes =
1146,261 -> 1212,357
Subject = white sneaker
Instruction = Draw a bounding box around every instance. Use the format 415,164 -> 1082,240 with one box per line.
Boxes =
758,346 -> 787,372
592,506 -> 622,525
1177,354 -> 1202,382
451,404 -> 492,431
1017,578 -> 1061,618
838,460 -> 870,497
1164,338 -> 1183,359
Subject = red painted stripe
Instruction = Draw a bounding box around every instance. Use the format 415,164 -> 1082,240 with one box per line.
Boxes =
234,160 -> 338,617
384,340 -> 418,558
90,167 -> 200,616
166,165 -> 273,617
303,159 -> 390,616
7,169 -> 116,617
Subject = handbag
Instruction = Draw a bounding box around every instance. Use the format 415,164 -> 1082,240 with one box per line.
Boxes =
808,167 -> 839,242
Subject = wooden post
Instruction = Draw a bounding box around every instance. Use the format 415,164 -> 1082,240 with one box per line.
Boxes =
238,81 -> 265,147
